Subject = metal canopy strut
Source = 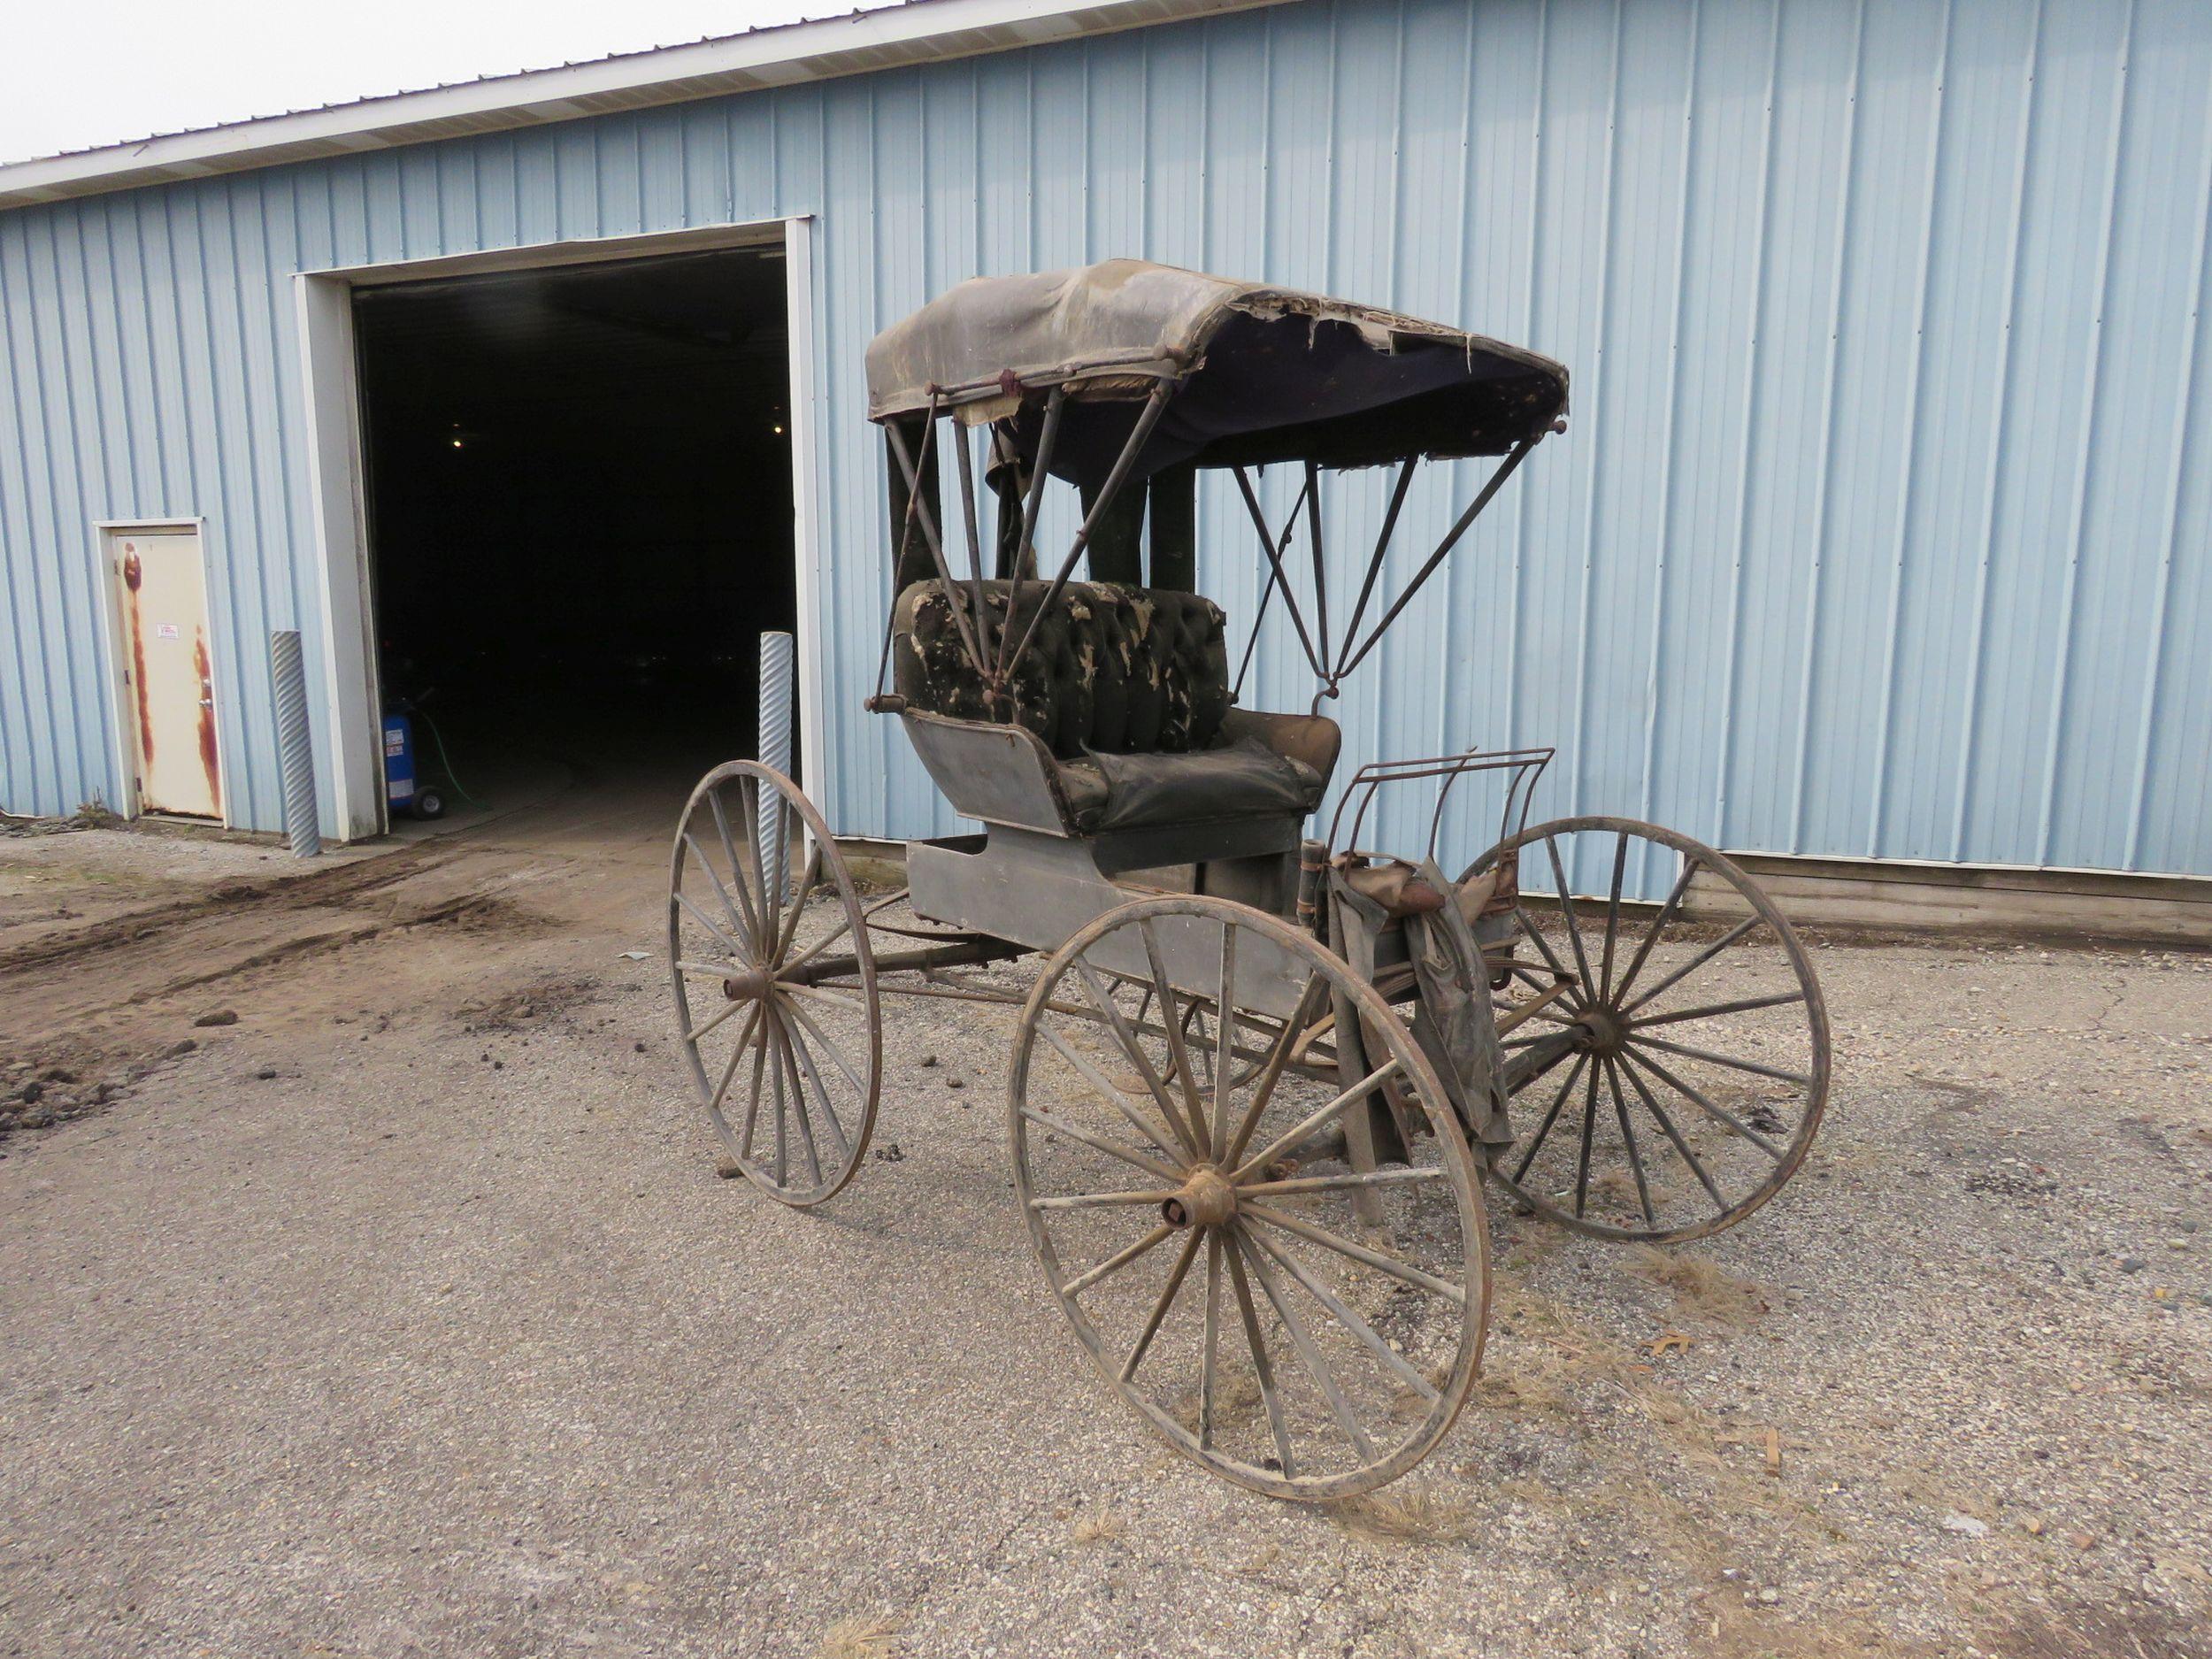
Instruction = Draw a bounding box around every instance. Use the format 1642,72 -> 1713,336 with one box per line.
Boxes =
999,383 -> 1174,682
876,386 -> 1540,721
1230,433 -> 1542,709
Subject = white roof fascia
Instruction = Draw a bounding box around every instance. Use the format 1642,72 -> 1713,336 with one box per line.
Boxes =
0,0 -> 1286,210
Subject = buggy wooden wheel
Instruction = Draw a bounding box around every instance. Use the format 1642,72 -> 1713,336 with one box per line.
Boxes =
1010,895 -> 1489,1502
1464,817 -> 1828,1244
667,761 -> 879,1207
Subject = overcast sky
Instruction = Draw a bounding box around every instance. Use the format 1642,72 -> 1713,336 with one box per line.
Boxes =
0,1 -> 900,166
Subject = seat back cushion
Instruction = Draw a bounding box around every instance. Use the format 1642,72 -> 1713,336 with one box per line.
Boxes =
893,580 -> 1230,758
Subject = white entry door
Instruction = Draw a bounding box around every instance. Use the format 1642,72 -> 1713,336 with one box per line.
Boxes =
110,526 -> 223,819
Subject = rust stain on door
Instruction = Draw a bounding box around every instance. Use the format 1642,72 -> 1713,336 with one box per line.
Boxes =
193,632 -> 222,814
121,545 -> 154,766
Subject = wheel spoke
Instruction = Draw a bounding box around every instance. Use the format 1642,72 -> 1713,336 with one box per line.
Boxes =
1609,856 -> 1700,1006
1510,1051 -> 1588,1183
682,995 -> 749,1047
1510,1004 -> 1583,1030
705,1004 -> 764,1116
1242,1202 -> 1466,1307
1200,1232 -> 1224,1449
1036,1025 -> 1190,1164
739,1018 -> 772,1157
675,876 -> 748,962
1233,1167 -> 1443,1200
1614,1047 -> 1729,1208
1598,830 -> 1629,1002
1543,834 -> 1600,997
674,957 -> 744,978
1617,916 -> 1761,1017
1017,1105 -> 1185,1183
1621,1047 -> 1786,1161
1506,962 -> 1566,998
1603,1056 -> 1656,1226
1632,1033 -> 1812,1088
1629,988 -> 1807,1029
1501,1032 -> 1578,1096
1231,1057 -> 1402,1185
738,777 -> 773,941
1119,1226 -> 1203,1383
703,790 -> 764,952
1212,923 -> 1239,1160
681,828 -> 752,954
1139,919 -> 1210,1154
1222,971 -> 1324,1168
1071,960 -> 1202,1159
780,920 -> 859,982
1246,1228 -> 1438,1402
774,1012 -> 826,1189
1223,1240 -> 1295,1475
1571,1052 -> 1601,1217
1233,1226 -> 1375,1459
1511,905 -> 1586,1007
771,839 -> 823,966
769,1011 -> 789,1187
777,995 -> 868,1099
781,1013 -> 850,1161
1030,1188 -> 1185,1210
778,981 -> 865,1014
1064,1223 -> 1176,1297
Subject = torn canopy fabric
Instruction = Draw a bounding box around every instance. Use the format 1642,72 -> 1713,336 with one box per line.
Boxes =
864,259 -> 1569,491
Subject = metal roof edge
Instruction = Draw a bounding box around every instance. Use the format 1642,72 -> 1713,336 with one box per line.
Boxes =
0,0 -> 1287,211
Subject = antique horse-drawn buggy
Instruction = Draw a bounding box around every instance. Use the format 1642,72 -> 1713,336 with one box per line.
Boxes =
667,262 -> 1830,1500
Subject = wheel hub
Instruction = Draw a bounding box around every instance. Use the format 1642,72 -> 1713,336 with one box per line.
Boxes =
1162,1166 -> 1237,1229
1573,1005 -> 1626,1056
720,966 -> 774,1002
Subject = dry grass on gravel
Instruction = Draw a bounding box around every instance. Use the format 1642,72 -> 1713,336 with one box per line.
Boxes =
818,1611 -> 903,1659
1069,1502 -> 1126,1545
1325,1483 -> 1484,1547
1624,1247 -> 1770,1329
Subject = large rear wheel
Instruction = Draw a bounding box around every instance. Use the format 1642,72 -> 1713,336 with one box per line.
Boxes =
1465,817 -> 1828,1244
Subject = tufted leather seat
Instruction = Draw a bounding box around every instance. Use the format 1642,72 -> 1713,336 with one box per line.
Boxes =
891,580 -> 1338,835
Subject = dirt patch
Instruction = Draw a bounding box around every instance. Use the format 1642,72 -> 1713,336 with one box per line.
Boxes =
457,977 -> 605,1035
1995,1597 -> 2208,1659
0,840 -> 452,978
0,831 -> 556,1149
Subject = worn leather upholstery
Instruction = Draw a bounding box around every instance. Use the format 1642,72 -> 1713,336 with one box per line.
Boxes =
891,579 -> 1336,833
894,580 -> 1232,756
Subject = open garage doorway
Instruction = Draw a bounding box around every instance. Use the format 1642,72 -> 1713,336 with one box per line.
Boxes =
348,241 -> 798,838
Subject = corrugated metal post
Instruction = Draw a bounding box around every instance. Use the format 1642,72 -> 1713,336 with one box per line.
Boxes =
269,630 -> 321,857
758,630 -> 795,901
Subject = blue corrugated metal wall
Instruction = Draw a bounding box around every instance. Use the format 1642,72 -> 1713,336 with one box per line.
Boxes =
3,0 -> 2208,876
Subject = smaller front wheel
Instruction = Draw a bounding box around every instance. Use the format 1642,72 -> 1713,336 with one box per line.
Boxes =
667,761 -> 879,1206
1010,895 -> 1488,1502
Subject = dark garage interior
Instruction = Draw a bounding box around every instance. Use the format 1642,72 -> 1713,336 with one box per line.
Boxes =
352,244 -> 795,826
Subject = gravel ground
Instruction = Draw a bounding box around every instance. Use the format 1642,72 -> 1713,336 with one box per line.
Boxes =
1,813 -> 2208,1659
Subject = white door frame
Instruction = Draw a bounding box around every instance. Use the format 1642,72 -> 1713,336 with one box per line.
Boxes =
89,516 -> 227,826
293,215 -> 822,841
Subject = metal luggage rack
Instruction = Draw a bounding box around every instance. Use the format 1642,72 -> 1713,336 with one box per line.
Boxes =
1324,743 -> 1554,868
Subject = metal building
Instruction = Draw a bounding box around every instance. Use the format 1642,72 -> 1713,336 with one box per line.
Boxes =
1,0 -> 2207,898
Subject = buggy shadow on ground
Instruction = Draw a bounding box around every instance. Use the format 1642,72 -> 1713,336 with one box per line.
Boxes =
1,801 -> 2208,1659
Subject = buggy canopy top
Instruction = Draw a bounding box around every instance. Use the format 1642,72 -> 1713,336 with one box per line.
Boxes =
864,259 -> 1568,488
